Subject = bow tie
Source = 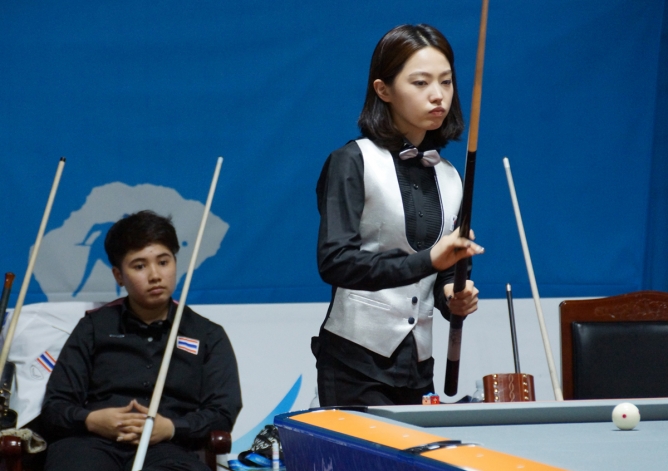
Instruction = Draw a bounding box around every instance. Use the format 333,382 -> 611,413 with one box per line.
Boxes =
398,147 -> 441,167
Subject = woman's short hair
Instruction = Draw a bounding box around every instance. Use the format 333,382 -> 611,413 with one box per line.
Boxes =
358,24 -> 465,152
104,210 -> 180,269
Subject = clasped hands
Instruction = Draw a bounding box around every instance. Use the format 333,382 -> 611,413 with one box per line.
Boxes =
85,399 -> 175,445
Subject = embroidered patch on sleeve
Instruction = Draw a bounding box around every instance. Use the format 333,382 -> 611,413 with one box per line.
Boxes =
37,351 -> 57,372
176,336 -> 200,355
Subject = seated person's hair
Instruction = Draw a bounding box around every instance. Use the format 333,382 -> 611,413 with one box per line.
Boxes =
104,210 -> 180,268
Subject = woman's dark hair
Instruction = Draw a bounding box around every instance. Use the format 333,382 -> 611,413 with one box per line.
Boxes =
104,210 -> 180,268
358,24 -> 465,151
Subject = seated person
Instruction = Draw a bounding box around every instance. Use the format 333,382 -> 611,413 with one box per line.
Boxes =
41,210 -> 242,471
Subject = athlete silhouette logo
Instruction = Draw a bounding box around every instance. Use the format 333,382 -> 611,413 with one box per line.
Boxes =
72,221 -> 116,297
33,182 -> 228,302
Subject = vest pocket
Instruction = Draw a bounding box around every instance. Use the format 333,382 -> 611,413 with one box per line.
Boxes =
348,293 -> 391,311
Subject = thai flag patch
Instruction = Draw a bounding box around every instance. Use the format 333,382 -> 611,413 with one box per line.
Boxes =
37,351 -> 57,372
176,336 -> 200,355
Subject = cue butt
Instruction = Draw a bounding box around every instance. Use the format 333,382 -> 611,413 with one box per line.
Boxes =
444,314 -> 464,396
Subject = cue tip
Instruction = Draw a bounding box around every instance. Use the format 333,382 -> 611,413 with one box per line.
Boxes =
502,156 -> 510,168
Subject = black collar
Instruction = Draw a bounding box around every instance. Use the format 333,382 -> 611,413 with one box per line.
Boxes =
120,298 -> 175,337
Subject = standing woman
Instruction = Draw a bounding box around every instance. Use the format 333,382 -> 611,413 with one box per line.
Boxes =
314,24 -> 483,407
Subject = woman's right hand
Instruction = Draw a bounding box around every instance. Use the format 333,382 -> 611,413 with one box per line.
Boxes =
430,228 -> 484,271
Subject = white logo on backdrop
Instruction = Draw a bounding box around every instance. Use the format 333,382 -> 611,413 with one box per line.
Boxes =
32,182 -> 228,302
314,459 -> 334,471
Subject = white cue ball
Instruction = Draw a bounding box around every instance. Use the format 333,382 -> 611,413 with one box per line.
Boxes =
612,402 -> 641,430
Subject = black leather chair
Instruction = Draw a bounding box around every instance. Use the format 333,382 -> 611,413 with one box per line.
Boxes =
560,290 -> 668,400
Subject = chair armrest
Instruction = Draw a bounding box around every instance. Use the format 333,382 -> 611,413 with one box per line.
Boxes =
205,430 -> 231,470
208,430 -> 231,454
0,435 -> 23,471
0,435 -> 22,456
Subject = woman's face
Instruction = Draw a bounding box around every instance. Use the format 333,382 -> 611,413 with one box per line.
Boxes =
374,46 -> 453,146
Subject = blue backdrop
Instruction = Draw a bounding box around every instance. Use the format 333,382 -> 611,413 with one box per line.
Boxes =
1,0 -> 667,305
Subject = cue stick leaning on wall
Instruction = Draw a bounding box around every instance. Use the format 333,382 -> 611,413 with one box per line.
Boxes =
0,273 -> 16,328
0,273 -> 17,429
132,156 -> 223,471
444,0 -> 489,397
0,158 -> 66,381
503,157 -> 563,401
506,283 -> 521,374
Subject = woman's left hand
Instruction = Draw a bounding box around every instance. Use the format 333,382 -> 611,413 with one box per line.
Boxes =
443,280 -> 479,316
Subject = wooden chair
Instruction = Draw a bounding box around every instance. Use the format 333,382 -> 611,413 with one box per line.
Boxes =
560,290 -> 668,400
0,429 -> 231,471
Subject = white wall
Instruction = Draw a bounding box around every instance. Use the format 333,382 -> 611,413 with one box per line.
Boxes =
196,296 -> 576,450
5,297 -> 577,453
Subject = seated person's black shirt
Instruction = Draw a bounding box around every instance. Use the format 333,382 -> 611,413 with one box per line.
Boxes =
41,298 -> 242,449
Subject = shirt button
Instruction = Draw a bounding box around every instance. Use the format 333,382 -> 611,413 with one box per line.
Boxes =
143,381 -> 150,387
146,364 -> 153,369
147,337 -> 153,342
416,242 -> 423,248
408,317 -> 415,325
413,183 -> 419,190
419,211 -> 423,217
412,296 -> 418,304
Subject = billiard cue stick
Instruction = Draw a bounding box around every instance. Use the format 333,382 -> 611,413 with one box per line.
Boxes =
444,0 -> 489,397
132,156 -> 223,471
502,157 -> 563,401
0,158 -> 66,379
0,274 -> 16,331
506,283 -> 521,374
0,273 -> 16,423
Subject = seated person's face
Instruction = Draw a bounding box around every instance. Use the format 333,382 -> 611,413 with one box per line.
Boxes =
112,243 -> 176,314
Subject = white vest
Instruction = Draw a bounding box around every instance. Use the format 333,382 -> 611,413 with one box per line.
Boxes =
323,138 -> 462,361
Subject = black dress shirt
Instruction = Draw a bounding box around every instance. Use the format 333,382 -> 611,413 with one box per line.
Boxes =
41,298 -> 242,448
315,139 -> 467,388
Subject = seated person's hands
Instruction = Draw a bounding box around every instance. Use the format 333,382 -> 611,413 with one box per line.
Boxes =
127,399 -> 175,445
84,399 -> 174,445
85,401 -> 147,443
430,228 -> 484,271
443,280 -> 479,317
